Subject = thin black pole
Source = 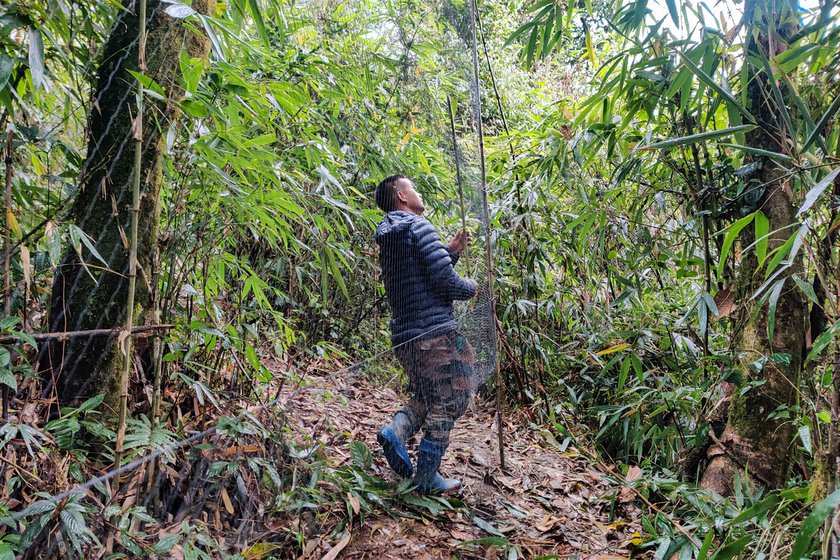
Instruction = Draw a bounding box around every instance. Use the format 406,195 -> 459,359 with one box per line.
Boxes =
446,95 -> 469,272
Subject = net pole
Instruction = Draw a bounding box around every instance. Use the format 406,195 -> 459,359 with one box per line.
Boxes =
115,0 -> 147,481
446,95 -> 469,272
469,0 -> 505,470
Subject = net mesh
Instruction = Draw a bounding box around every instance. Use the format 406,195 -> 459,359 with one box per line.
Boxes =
0,0 -> 499,556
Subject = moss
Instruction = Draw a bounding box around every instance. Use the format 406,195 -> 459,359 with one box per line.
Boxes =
39,0 -> 215,409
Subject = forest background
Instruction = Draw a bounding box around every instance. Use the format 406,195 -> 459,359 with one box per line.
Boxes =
0,0 -> 838,557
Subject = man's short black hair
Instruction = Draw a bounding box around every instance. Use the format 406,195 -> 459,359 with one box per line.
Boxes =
375,174 -> 408,212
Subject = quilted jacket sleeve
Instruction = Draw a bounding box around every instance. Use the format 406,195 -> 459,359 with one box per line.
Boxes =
412,219 -> 477,301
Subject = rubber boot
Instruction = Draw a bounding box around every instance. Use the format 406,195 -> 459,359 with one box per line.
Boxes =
377,412 -> 414,478
412,438 -> 461,495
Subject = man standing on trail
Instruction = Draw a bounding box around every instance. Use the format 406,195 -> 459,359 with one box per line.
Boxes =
373,174 -> 478,495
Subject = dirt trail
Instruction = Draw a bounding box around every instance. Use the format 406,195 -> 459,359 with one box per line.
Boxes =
281,367 -> 641,559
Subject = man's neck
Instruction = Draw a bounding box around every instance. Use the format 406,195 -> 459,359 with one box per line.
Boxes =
394,205 -> 420,216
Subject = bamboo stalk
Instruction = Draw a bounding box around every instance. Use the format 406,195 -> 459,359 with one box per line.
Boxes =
147,145 -> 166,496
469,0 -> 505,470
115,0 -> 147,481
3,124 -> 12,420
3,126 -> 12,317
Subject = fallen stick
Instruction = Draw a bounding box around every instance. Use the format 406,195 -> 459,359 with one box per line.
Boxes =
0,324 -> 175,344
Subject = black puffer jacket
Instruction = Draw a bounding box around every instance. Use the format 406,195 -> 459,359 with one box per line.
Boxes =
375,211 -> 476,344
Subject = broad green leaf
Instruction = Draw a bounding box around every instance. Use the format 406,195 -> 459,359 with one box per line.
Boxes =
0,368 -> 16,391
798,425 -> 812,455
349,440 -> 372,470
165,2 -> 196,18
716,212 -> 755,277
790,489 -> 840,560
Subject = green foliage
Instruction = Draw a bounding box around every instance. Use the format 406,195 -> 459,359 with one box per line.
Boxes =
1,0 -> 839,556
45,394 -> 115,453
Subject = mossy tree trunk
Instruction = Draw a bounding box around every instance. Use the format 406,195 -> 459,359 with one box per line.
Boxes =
701,0 -> 806,493
39,0 -> 214,410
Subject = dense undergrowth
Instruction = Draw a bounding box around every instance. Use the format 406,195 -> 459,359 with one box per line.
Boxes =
0,0 -> 838,557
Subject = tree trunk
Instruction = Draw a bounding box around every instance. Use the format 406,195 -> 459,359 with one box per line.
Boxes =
38,0 -> 214,410
701,0 -> 806,493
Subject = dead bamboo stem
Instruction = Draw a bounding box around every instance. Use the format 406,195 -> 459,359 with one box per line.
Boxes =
0,324 -> 174,345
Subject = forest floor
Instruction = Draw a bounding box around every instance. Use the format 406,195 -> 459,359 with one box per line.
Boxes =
278,365 -> 644,559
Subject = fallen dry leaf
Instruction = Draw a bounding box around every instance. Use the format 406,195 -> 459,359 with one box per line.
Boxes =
347,491 -> 360,515
321,533 -> 350,560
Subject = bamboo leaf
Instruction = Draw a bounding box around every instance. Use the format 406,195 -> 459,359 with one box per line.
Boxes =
0,53 -> 12,91
248,0 -> 271,46
796,165 -> 840,216
584,23 -> 596,66
767,278 -> 785,340
696,529 -> 714,560
755,53 -> 795,144
711,535 -> 753,560
754,210 -> 769,264
806,323 -> 840,364
730,493 -> 781,524
665,0 -> 680,28
803,94 -> 840,152
28,28 -> 44,90
718,143 -> 793,162
717,212 -> 755,277
677,51 -> 754,122
790,489 -> 840,560
647,125 -> 756,150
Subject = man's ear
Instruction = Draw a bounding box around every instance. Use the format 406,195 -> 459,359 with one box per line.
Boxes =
395,188 -> 407,204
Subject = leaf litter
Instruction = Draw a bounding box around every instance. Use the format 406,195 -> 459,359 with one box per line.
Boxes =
278,366 -> 642,559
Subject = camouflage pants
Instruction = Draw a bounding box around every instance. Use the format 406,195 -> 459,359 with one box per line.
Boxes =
394,331 -> 475,446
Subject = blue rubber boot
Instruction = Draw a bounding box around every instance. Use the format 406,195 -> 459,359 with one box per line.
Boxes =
412,438 -> 461,495
377,412 -> 414,478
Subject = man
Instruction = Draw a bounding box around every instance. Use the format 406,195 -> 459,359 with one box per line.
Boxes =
373,174 -> 478,495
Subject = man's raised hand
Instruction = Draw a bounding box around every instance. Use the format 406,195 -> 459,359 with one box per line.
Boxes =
448,229 -> 473,255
